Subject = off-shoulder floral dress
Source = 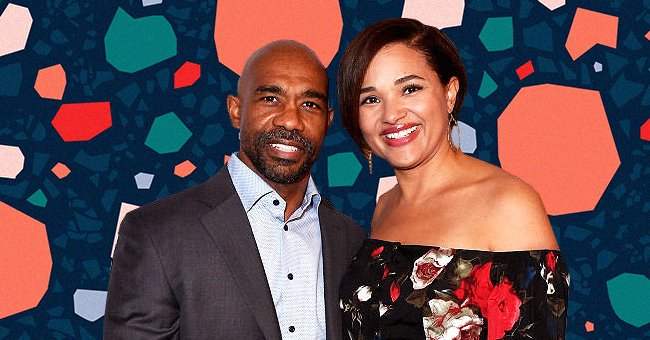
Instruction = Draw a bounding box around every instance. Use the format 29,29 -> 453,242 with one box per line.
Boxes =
340,239 -> 569,340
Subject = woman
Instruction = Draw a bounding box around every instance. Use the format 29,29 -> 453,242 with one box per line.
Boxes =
338,18 -> 568,339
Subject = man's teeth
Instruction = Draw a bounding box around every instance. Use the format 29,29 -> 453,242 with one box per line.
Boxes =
271,143 -> 299,152
385,126 -> 419,139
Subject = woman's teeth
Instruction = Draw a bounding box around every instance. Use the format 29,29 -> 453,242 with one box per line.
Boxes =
385,126 -> 419,139
271,143 -> 299,152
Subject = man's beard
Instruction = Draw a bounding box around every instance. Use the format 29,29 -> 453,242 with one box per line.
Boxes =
240,127 -> 318,184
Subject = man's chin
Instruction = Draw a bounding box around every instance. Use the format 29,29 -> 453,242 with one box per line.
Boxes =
259,161 -> 311,184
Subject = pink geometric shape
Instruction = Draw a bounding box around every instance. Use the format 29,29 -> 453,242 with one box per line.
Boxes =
402,0 -> 465,29
641,118 -> 650,142
498,84 -> 620,216
111,202 -> 140,258
174,160 -> 196,178
376,176 -> 398,202
646,30 -> 650,41
0,201 -> 52,319
0,4 -> 33,57
538,0 -> 566,11
565,8 -> 618,61
173,61 -> 201,89
51,102 -> 112,142
585,321 -> 594,332
34,64 -> 66,100
516,60 -> 534,80
214,0 -> 342,75
51,162 -> 71,179
0,144 -> 24,179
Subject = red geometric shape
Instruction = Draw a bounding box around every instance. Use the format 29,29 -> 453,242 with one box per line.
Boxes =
173,61 -> 201,89
214,0 -> 342,75
34,64 -> 66,100
174,160 -> 196,178
585,321 -> 594,332
516,60 -> 534,80
0,201 -> 52,319
498,84 -> 620,216
51,102 -> 112,142
565,8 -> 618,61
641,118 -> 650,142
51,162 -> 71,179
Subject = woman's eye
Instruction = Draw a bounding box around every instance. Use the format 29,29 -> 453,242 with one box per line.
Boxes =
360,96 -> 379,105
403,85 -> 423,95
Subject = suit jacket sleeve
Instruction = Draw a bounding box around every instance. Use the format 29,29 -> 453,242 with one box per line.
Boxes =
104,211 -> 180,339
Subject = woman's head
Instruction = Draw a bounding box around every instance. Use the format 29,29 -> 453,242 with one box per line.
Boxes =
338,18 -> 467,152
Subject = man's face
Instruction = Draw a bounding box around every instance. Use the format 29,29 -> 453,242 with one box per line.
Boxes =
228,47 -> 333,184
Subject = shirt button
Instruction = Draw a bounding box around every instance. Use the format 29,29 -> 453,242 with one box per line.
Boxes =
289,326 -> 295,333
273,199 -> 280,206
283,224 -> 288,231
287,273 -> 294,280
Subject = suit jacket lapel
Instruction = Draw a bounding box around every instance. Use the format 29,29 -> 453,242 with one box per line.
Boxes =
319,204 -> 347,340
199,168 -> 281,340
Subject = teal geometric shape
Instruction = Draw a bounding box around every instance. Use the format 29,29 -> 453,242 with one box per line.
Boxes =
607,273 -> 650,327
477,71 -> 497,98
479,17 -> 513,51
327,152 -> 362,187
144,112 -> 192,154
27,189 -> 47,207
104,7 -> 177,73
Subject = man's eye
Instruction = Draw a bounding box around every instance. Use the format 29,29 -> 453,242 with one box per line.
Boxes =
360,96 -> 379,105
302,101 -> 321,109
403,84 -> 423,95
261,96 -> 278,102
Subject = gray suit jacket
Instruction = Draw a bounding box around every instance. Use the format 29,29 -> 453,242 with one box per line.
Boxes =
104,166 -> 366,339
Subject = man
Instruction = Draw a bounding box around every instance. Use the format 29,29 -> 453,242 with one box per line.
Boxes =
104,41 -> 366,339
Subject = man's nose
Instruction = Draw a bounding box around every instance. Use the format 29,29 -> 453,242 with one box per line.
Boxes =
273,102 -> 305,131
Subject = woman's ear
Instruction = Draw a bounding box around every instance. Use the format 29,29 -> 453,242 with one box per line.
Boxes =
446,77 -> 460,113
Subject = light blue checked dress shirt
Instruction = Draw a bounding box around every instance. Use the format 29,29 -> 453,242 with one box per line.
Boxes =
228,153 -> 325,339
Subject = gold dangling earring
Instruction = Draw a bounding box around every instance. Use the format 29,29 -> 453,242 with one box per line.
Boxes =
448,111 -> 461,152
367,150 -> 373,175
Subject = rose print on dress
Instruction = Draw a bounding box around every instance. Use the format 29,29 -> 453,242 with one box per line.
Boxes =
410,247 -> 455,289
423,299 -> 483,340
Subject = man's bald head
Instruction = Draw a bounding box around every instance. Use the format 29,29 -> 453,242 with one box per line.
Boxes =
237,40 -> 327,95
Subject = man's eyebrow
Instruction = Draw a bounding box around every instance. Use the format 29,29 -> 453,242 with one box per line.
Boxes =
395,74 -> 424,85
302,89 -> 328,102
255,85 -> 284,94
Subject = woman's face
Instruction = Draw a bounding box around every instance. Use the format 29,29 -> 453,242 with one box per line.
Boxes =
358,43 -> 458,170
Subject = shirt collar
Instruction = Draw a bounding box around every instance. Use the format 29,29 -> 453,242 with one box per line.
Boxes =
227,152 -> 321,212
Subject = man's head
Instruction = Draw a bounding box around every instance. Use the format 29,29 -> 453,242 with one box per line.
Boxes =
227,40 -> 333,184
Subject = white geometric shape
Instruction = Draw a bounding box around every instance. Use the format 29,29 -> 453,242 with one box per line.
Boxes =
538,0 -> 566,11
134,172 -> 154,189
451,121 -> 477,154
142,0 -> 163,6
594,61 -> 603,73
376,176 -> 398,202
402,0 -> 465,29
0,144 -> 25,179
111,202 -> 140,258
0,4 -> 33,57
73,289 -> 108,322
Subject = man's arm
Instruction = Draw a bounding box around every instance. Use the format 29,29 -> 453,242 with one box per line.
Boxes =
104,212 -> 180,339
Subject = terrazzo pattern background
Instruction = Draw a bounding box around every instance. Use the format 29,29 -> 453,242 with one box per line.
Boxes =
0,0 -> 649,338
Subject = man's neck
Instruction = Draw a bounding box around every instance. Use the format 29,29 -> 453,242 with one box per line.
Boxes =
266,176 -> 310,221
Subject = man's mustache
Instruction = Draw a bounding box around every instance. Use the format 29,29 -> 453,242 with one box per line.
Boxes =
259,128 -> 315,152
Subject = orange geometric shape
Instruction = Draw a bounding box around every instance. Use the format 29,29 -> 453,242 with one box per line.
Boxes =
51,162 -> 70,179
565,8 -> 618,61
641,118 -> 650,142
585,321 -> 594,332
516,60 -> 534,80
214,0 -> 342,75
174,61 -> 201,89
174,160 -> 196,178
645,30 -> 650,41
34,64 -> 66,100
498,84 -> 620,216
224,154 -> 230,164
51,102 -> 112,142
0,201 -> 52,319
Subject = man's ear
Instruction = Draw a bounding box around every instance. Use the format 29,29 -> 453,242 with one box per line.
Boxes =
227,95 -> 241,128
326,108 -> 334,128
